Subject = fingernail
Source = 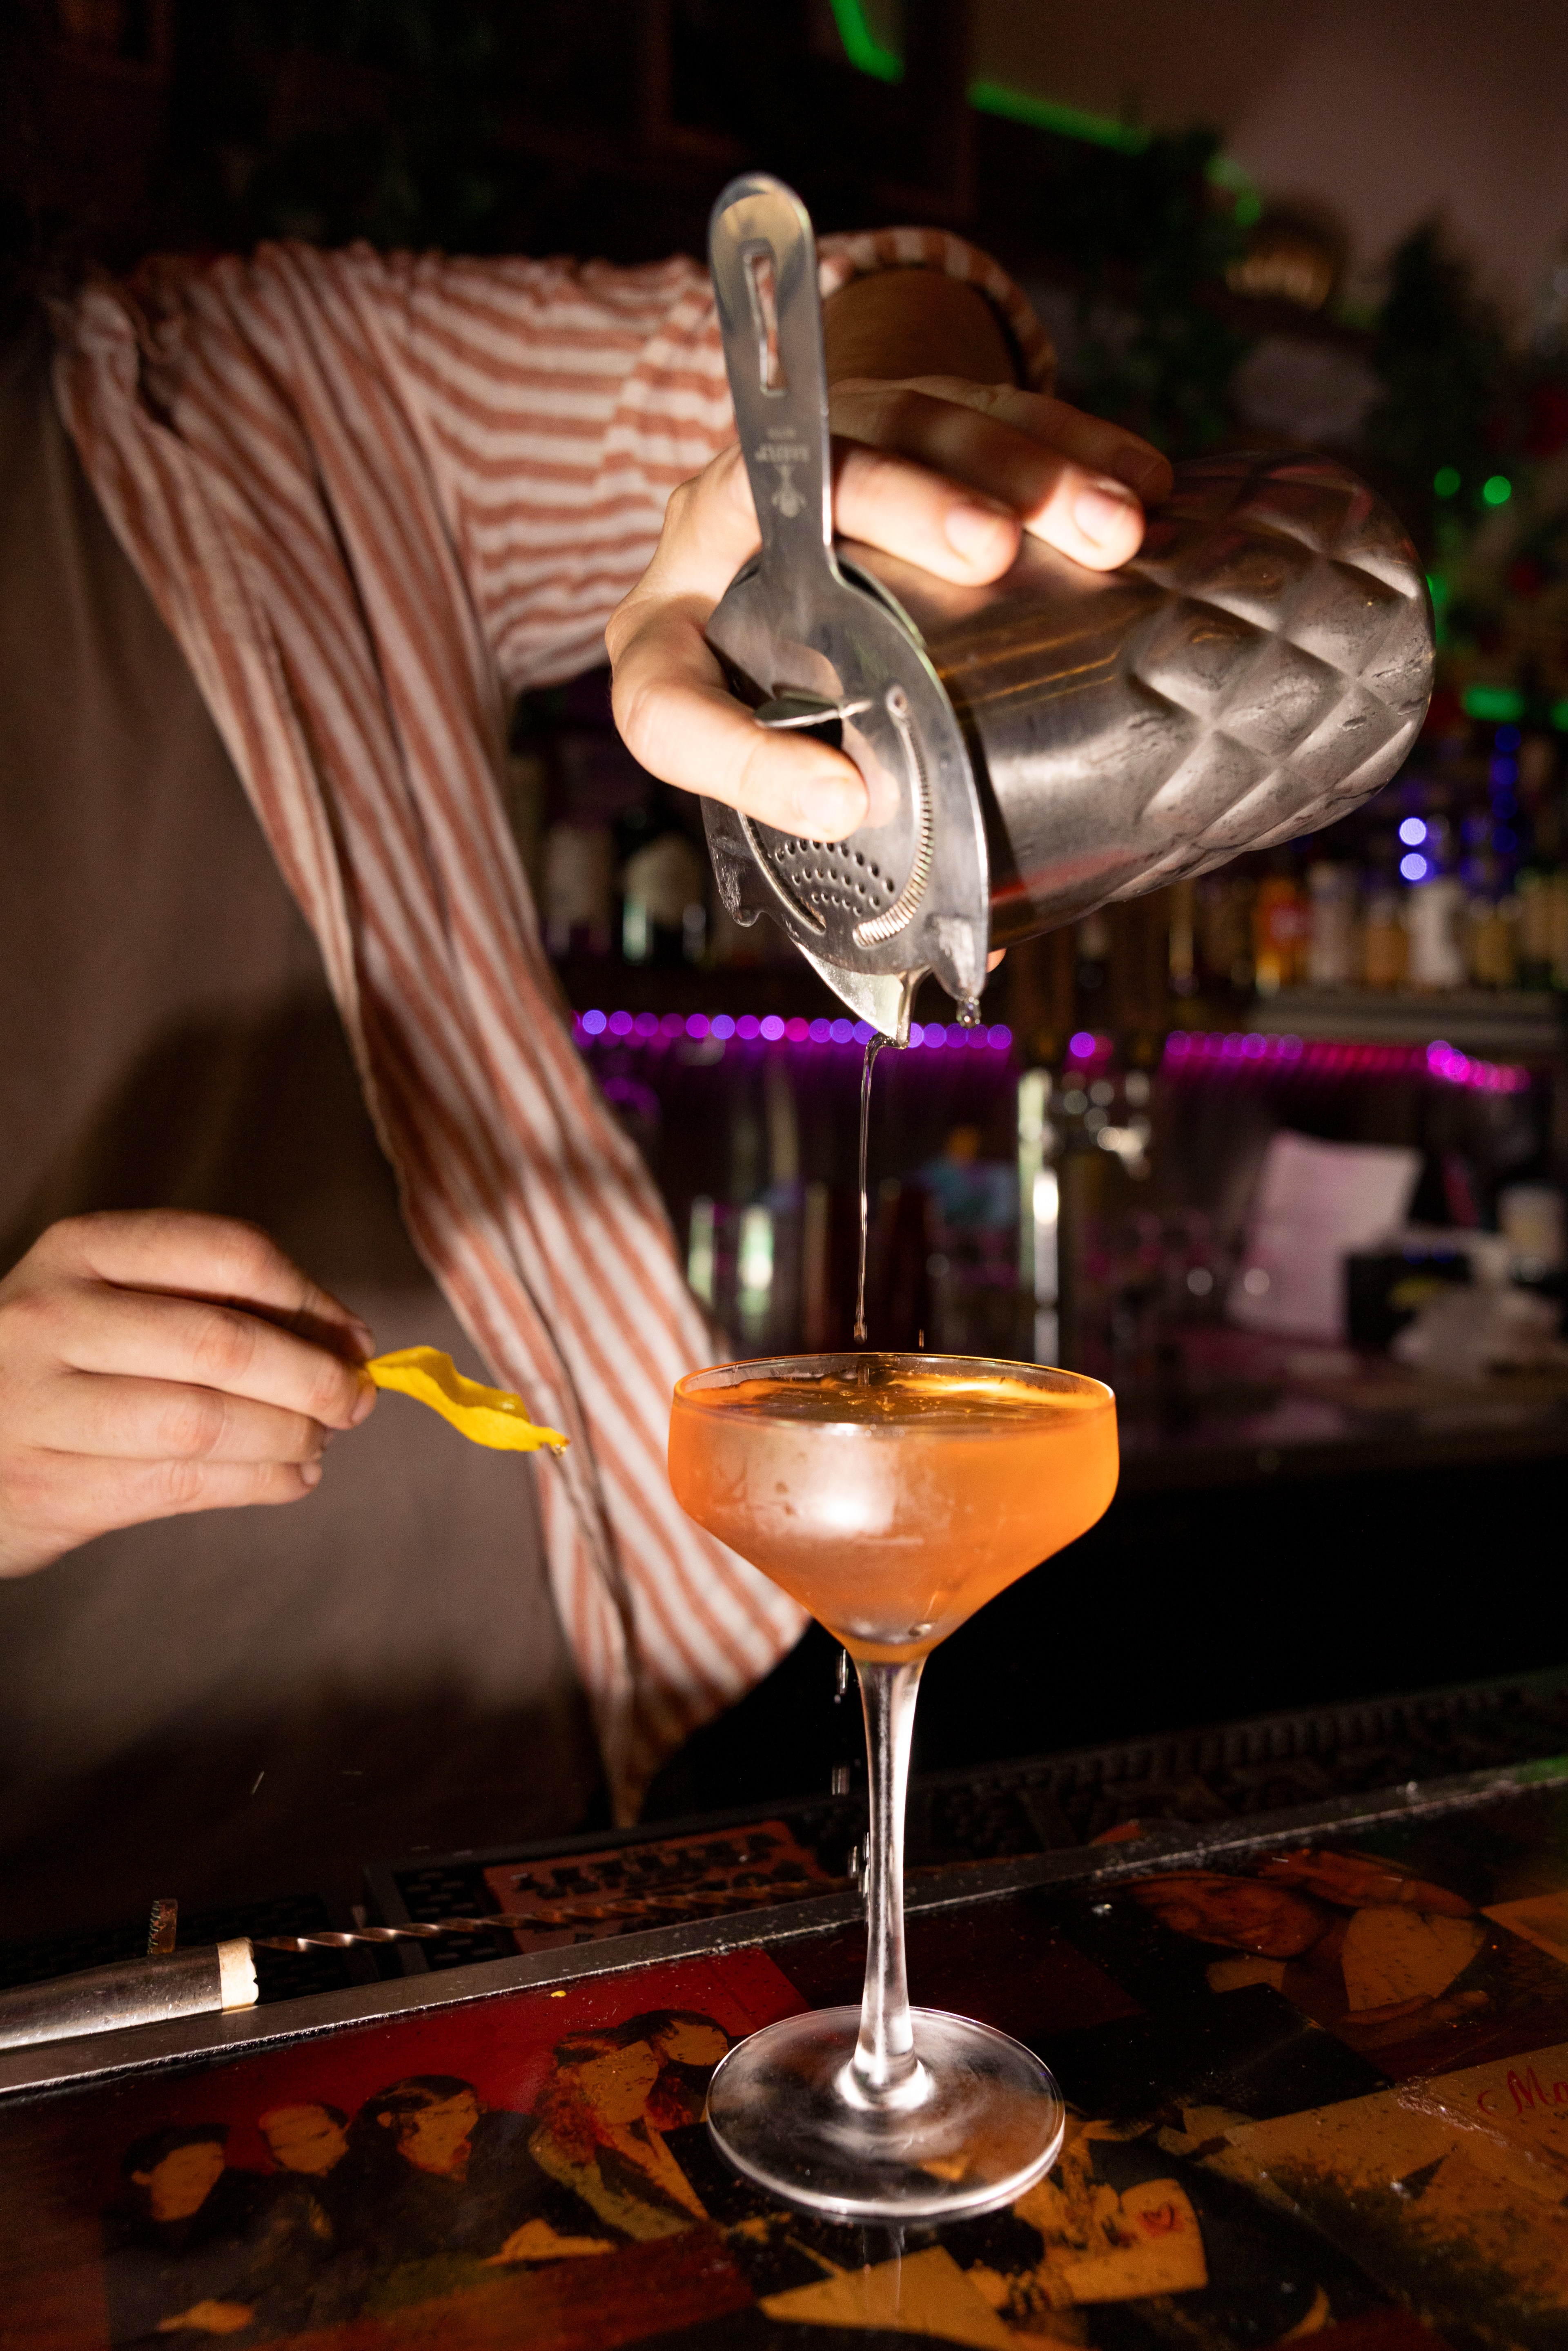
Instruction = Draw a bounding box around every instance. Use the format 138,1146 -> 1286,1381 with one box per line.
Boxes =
349,1320 -> 375,1357
300,1460 -> 323,1488
797,770 -> 869,838
944,499 -> 1013,565
1073,478 -> 1139,548
349,1377 -> 377,1427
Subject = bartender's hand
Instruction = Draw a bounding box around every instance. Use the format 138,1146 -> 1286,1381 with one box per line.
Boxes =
608,268 -> 1172,840
0,1210 -> 377,1579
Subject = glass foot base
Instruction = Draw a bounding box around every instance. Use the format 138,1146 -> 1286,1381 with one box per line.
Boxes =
706,2005 -> 1065,2223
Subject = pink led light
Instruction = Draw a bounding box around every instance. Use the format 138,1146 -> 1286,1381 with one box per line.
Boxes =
1161,1029 -> 1529,1093
572,1010 -> 1027,1063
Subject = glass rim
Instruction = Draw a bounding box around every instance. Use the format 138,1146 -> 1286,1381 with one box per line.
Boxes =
673,1351 -> 1114,1407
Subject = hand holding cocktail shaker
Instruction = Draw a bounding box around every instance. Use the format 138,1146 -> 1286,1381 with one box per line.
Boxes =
701,177 -> 1435,1041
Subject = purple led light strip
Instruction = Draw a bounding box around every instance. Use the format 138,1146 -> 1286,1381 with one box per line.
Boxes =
1163,1029 -> 1531,1094
570,1013 -> 1530,1092
573,1010 -> 1014,1051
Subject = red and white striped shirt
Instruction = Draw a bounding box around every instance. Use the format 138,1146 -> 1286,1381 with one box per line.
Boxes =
52,229 -> 1049,1818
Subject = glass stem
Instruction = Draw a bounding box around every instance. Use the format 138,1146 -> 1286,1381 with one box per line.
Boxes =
852,1655 -> 924,2098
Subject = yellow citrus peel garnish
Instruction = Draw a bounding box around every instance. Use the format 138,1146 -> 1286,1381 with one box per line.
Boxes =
364,1348 -> 568,1454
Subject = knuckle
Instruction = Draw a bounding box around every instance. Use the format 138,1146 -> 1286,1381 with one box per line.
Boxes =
880,385 -> 926,437
615,671 -> 657,761
261,1463 -> 312,1506
161,1387 -> 229,1459
189,1305 -> 258,1387
844,442 -> 913,511
0,1283 -> 62,1355
0,1454 -> 50,1525
213,1217 -> 283,1291
664,474 -> 699,529
305,1361 -> 350,1423
156,1455 -> 209,1511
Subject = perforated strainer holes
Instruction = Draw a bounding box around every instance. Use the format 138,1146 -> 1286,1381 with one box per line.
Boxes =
766,836 -> 900,915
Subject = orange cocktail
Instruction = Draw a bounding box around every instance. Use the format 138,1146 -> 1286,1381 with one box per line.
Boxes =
669,1353 -> 1118,2226
669,1361 -> 1117,1662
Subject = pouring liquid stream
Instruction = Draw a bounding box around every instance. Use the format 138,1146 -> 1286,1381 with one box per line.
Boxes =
853,1033 -> 888,1343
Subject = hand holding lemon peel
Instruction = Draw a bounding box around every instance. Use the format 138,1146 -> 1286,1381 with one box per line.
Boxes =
365,1348 -> 568,1454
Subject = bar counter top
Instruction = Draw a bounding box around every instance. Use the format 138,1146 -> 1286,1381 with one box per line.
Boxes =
7,1710 -> 1568,2349
1111,1327 -> 1568,1491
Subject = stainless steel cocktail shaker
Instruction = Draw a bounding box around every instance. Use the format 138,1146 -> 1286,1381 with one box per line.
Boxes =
702,176 -> 1434,1042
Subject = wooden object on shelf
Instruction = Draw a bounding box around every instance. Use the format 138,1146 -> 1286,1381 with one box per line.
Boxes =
1249,987 -> 1565,1060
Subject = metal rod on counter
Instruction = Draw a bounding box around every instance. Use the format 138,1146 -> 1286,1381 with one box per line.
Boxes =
0,1941 -> 257,2053
254,1878 -> 841,1953
0,1876 -> 844,2046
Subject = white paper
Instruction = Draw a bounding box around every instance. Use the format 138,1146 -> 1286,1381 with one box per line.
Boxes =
1228,1131 -> 1421,1340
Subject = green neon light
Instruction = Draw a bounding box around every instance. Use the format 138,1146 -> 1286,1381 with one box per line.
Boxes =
1425,573 -> 1448,646
1433,465 -> 1461,498
1463,685 -> 1526,723
1481,474 -> 1513,506
827,0 -> 901,84
1551,698 -> 1568,732
967,78 -> 1146,154
829,4 -> 1262,213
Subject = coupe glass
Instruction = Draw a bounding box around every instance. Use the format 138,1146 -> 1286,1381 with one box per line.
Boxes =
668,1351 -> 1118,2222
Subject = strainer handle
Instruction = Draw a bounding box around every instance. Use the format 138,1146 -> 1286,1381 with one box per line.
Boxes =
708,173 -> 837,594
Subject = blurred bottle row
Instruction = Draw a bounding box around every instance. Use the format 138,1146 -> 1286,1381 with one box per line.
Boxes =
575,1015 -> 1562,1377
509,677 -> 1568,1019
1167,717 -> 1568,1000
508,673 -> 797,975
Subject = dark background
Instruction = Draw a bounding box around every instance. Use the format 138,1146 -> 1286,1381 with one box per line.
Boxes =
5,1 -> 1565,1820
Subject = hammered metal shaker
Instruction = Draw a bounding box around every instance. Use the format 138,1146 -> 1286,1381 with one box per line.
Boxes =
702,175 -> 1435,1042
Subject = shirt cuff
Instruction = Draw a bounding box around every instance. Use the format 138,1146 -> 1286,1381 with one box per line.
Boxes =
817,227 -> 1054,393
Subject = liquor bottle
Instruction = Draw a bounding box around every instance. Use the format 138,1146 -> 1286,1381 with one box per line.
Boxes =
1405,873 -> 1467,990
1361,884 -> 1407,990
1253,863 -> 1307,994
1305,863 -> 1357,988
1195,873 -> 1254,996
621,831 -> 710,966
1466,892 -> 1520,989
543,821 -> 615,957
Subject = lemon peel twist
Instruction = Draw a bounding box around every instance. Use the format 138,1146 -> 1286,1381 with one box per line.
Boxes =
365,1347 -> 568,1453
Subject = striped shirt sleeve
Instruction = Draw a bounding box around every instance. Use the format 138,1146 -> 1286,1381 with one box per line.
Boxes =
334,231 -> 1054,692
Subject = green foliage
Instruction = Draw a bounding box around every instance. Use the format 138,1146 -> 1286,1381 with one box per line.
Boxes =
1363,222 -> 1509,555
1047,128 -> 1254,458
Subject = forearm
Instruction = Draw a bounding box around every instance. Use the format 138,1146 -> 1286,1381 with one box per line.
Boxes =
822,268 -> 1020,389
